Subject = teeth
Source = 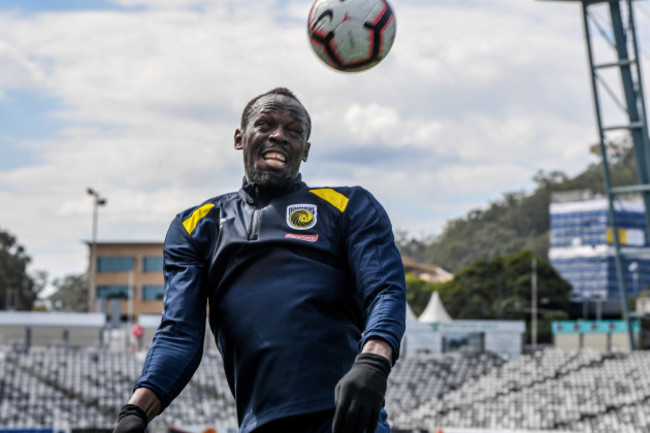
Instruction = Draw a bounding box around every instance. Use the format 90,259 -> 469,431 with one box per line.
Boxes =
264,152 -> 286,162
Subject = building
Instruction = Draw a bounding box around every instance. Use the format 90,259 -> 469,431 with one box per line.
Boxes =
548,193 -> 650,317
87,243 -> 453,323
401,255 -> 453,283
636,290 -> 650,316
86,241 -> 164,322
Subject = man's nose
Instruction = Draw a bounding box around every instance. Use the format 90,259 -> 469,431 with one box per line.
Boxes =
269,126 -> 288,142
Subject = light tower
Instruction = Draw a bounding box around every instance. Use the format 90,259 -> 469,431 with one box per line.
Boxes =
87,187 -> 107,313
543,0 -> 650,350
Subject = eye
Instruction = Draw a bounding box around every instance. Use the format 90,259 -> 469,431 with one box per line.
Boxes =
288,124 -> 304,137
255,120 -> 271,131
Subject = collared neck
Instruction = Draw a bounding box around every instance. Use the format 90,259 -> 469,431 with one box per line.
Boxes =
239,174 -> 307,205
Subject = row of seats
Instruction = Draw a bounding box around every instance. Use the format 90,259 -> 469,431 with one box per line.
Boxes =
0,347 -> 237,430
3,346 -> 650,432
391,348 -> 650,433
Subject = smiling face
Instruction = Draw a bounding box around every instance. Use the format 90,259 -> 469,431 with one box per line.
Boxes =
234,93 -> 311,189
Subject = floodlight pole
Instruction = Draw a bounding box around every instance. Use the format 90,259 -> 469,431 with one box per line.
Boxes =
531,257 -> 538,350
128,270 -> 134,350
88,188 -> 107,313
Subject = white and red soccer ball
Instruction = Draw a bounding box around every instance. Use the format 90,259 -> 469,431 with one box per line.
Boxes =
307,0 -> 396,72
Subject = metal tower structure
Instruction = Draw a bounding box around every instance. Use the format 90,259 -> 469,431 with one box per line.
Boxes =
547,0 -> 650,350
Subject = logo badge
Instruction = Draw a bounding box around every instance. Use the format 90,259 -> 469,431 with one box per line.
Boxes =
286,204 -> 317,230
285,233 -> 319,242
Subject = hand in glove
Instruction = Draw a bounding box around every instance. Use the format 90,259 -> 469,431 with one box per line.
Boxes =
113,404 -> 148,433
332,352 -> 391,433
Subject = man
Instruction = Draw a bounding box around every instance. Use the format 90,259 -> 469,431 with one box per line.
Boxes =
113,88 -> 406,433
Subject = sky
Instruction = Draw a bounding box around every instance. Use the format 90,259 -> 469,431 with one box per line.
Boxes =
2,0 -> 650,293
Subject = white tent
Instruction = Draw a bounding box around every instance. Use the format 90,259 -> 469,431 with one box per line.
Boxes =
406,302 -> 418,322
402,301 -> 442,356
418,291 -> 452,323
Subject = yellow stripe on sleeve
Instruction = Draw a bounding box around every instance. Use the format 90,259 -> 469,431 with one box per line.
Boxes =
309,188 -> 349,213
182,203 -> 215,234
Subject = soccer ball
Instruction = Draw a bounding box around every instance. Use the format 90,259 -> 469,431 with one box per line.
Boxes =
307,0 -> 396,72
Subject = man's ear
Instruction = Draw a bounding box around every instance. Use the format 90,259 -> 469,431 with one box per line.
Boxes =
234,129 -> 243,150
302,141 -> 311,162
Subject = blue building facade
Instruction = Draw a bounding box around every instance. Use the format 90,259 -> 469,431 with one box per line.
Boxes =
549,198 -> 650,303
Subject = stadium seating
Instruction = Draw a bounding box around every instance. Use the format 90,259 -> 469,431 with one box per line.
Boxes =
0,347 -> 237,430
389,348 -> 650,433
3,346 -> 650,432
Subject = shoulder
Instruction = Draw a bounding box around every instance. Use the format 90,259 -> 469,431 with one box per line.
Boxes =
307,185 -> 377,212
308,185 -> 383,213
175,191 -> 239,235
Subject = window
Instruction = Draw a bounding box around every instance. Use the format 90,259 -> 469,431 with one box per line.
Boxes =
443,332 -> 484,354
97,256 -> 135,272
97,285 -> 129,299
142,256 -> 164,272
142,285 -> 165,301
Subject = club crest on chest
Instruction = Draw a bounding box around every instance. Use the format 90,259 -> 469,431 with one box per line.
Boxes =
286,204 -> 317,230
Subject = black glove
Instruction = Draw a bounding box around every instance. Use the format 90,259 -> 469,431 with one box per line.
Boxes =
333,352 -> 392,433
113,404 -> 148,433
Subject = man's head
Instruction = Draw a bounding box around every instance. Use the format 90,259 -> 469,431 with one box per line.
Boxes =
235,88 -> 312,189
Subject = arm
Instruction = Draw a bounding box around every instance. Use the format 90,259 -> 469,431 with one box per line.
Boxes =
345,187 -> 406,361
113,388 -> 162,433
134,213 -> 209,408
333,342 -> 394,433
361,338 -> 393,362
333,188 -> 406,433
128,388 -> 162,421
114,209 -> 213,432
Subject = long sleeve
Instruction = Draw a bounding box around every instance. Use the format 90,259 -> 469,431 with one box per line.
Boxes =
134,209 -> 212,409
343,187 -> 406,363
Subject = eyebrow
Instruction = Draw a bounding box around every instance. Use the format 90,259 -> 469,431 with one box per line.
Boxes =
257,108 -> 307,124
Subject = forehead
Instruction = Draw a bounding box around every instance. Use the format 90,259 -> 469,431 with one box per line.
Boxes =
249,94 -> 308,124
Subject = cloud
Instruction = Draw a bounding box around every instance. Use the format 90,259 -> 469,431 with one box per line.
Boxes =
1,0 -> 645,287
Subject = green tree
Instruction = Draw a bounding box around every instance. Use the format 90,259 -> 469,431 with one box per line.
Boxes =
405,273 -> 436,317
0,227 -> 39,310
395,230 -> 433,264
48,273 -> 88,312
396,149 -> 640,273
436,256 -> 505,320
435,250 -> 571,344
31,270 -> 49,311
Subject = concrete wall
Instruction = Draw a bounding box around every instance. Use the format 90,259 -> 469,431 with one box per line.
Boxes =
583,333 -> 608,352
0,326 -> 26,346
0,312 -> 106,349
68,327 -> 103,347
555,333 -> 581,351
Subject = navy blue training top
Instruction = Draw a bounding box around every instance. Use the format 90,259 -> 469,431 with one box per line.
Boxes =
135,176 -> 406,432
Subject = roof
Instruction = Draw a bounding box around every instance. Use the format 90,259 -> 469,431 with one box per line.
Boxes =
0,312 -> 106,326
418,291 -> 452,323
406,302 -> 417,322
402,256 -> 453,282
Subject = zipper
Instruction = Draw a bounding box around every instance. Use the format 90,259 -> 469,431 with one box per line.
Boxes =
248,208 -> 260,240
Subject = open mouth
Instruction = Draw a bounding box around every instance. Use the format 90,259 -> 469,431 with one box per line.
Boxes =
263,151 -> 287,168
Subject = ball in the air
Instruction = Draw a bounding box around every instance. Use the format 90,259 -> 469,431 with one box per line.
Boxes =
307,0 -> 396,72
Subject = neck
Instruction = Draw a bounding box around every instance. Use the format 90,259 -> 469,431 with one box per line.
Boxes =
241,174 -> 303,203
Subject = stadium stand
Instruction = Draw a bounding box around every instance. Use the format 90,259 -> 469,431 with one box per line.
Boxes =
3,346 -> 650,432
0,348 -> 237,431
